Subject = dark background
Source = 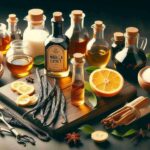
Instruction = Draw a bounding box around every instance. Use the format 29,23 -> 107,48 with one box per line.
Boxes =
0,0 -> 150,150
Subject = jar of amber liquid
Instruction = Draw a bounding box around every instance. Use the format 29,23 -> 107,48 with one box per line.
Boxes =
86,21 -> 111,68
6,40 -> 33,78
0,23 -> 11,54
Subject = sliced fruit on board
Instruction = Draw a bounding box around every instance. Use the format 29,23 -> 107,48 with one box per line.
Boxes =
11,81 -> 26,91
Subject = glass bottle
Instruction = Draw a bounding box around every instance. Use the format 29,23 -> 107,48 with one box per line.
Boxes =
111,32 -> 124,60
0,23 -> 11,55
7,14 -> 22,41
114,27 -> 147,81
23,9 -> 49,58
86,21 -> 111,68
71,53 -> 85,106
45,12 -> 69,78
65,10 -> 89,57
6,40 -> 33,78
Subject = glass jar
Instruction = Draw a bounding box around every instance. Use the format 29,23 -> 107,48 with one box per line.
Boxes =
65,10 -> 89,57
114,27 -> 147,81
86,21 -> 111,68
0,23 -> 11,54
23,9 -> 49,58
6,40 -> 33,78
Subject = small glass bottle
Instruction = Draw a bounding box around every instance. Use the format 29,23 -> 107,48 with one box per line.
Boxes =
0,23 -> 11,54
23,9 -> 49,58
114,27 -> 147,81
6,40 -> 33,78
71,53 -> 85,106
7,14 -> 22,41
86,21 -> 111,68
111,32 -> 124,60
65,10 -> 89,57
45,12 -> 69,78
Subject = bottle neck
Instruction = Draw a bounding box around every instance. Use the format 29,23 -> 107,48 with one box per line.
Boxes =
71,18 -> 84,30
8,22 -> 17,33
93,29 -> 104,39
51,21 -> 63,37
125,35 -> 138,48
27,21 -> 45,29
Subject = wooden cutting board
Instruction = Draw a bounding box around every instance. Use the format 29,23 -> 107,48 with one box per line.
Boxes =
0,70 -> 137,135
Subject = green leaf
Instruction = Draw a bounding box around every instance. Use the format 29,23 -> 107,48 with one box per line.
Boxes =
85,66 -> 99,74
111,129 -> 137,138
85,81 -> 92,91
146,53 -> 150,59
34,55 -> 45,66
79,124 -> 95,135
85,89 -> 97,108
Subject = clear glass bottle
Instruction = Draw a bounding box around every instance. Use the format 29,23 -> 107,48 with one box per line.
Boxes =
65,10 -> 89,57
23,9 -> 49,58
71,53 -> 85,106
114,27 -> 147,81
45,12 -> 69,78
6,40 -> 33,78
86,21 -> 111,68
0,23 -> 11,54
111,32 -> 124,60
7,14 -> 22,41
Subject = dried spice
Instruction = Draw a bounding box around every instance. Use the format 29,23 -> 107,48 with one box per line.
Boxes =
26,77 -> 34,83
65,132 -> 80,144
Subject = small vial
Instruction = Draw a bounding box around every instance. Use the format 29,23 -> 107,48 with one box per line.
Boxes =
71,53 -> 85,106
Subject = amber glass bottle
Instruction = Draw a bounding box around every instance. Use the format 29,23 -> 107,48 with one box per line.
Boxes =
45,12 -> 69,77
65,10 -> 89,57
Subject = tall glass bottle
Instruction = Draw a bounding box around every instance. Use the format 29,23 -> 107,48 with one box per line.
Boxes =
23,9 -> 49,58
65,10 -> 89,57
45,12 -> 69,78
86,21 -> 111,68
71,53 -> 85,106
7,14 -> 22,41
114,27 -> 147,81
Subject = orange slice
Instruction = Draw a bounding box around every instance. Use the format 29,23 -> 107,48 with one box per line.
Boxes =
89,68 -> 124,97
16,95 -> 31,106
91,130 -> 108,142
16,84 -> 35,95
11,81 -> 26,91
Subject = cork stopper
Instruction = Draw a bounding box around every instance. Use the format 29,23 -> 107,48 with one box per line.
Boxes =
71,10 -> 83,17
73,53 -> 84,63
53,12 -> 63,22
114,32 -> 124,41
28,9 -> 44,22
126,27 -> 139,37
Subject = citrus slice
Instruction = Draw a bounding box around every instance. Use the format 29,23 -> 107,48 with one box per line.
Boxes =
91,130 -> 108,142
11,81 -> 26,91
89,68 -> 124,97
28,95 -> 38,106
16,95 -> 31,106
16,84 -> 35,95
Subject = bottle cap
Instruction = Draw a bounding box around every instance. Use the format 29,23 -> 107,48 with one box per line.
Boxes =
126,27 -> 139,36
94,20 -> 103,28
53,11 -> 63,21
114,32 -> 124,41
28,9 -> 44,22
73,53 -> 84,63
71,10 -> 83,17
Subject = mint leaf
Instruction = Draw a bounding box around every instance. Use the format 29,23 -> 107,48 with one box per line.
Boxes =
85,66 -> 99,74
34,55 -> 45,66
111,130 -> 123,137
79,124 -> 95,135
123,129 -> 137,137
85,81 -> 92,91
146,53 -> 150,59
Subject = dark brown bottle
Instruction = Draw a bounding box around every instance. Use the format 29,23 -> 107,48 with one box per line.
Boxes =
114,27 -> 147,81
111,32 -> 124,60
45,12 -> 69,77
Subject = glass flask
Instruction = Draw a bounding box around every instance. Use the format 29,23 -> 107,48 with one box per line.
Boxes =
65,10 -> 89,57
0,23 -> 11,55
71,53 -> 85,106
86,21 -> 111,68
7,14 -> 22,41
23,9 -> 49,58
6,40 -> 33,78
114,27 -> 147,81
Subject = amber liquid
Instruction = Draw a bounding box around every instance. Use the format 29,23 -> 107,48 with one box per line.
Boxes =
0,35 -> 11,54
86,45 -> 111,68
71,80 -> 84,106
69,38 -> 89,57
6,55 -> 33,77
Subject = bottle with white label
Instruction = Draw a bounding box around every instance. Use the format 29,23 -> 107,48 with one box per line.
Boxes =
45,12 -> 69,77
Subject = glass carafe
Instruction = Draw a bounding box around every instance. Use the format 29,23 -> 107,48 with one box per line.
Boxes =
86,21 -> 111,68
114,27 -> 147,81
6,40 -> 33,78
23,9 -> 49,58
65,10 -> 89,57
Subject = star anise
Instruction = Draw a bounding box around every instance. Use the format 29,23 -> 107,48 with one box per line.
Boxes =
26,77 -> 34,83
65,132 -> 80,144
